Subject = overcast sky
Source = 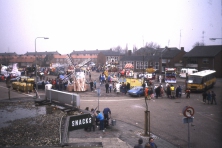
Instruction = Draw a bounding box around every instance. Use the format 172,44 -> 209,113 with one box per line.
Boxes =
0,0 -> 221,54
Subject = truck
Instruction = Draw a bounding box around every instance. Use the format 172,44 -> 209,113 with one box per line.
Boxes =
179,68 -> 198,78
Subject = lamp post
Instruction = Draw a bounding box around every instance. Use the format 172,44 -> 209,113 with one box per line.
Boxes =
35,37 -> 49,95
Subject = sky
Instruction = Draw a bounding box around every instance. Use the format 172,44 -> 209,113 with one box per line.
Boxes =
0,0 -> 221,54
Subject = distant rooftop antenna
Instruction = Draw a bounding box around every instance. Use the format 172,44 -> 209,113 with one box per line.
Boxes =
179,29 -> 182,49
202,31 -> 205,44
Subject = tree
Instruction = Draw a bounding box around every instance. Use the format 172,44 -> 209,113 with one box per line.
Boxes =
133,45 -> 138,53
112,46 -> 122,52
192,42 -> 205,48
144,42 -> 160,49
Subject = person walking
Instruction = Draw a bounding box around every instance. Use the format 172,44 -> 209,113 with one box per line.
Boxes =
170,84 -> 175,99
144,86 -> 149,100
93,80 -> 97,89
202,91 -> 207,103
105,82 -> 109,93
148,87 -> 153,100
207,91 -> 211,104
90,108 -> 96,131
185,88 -> 191,98
145,137 -> 157,148
90,80 -> 94,92
103,107 -> 111,128
159,75 -> 162,83
95,111 -> 104,130
109,82 -> 112,93
211,91 -> 217,105
166,85 -> 171,98
89,72 -> 91,80
134,138 -> 143,148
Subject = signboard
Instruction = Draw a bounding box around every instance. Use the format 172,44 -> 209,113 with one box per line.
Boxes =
68,114 -> 92,131
183,106 -> 195,118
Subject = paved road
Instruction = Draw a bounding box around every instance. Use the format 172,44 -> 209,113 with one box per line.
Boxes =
0,72 -> 221,148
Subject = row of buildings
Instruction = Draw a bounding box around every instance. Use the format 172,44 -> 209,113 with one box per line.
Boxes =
0,45 -> 221,77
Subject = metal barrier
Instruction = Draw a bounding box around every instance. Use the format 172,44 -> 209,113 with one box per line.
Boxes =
45,89 -> 80,108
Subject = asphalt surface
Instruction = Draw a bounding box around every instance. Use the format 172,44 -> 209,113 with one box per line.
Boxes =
0,71 -> 221,148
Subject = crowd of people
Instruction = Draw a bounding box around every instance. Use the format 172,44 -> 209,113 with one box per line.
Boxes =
84,107 -> 112,132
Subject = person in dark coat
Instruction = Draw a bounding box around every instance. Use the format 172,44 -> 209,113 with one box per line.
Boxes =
166,85 -> 171,98
206,90 -> 211,104
90,80 -> 94,92
103,107 -> 111,128
105,82 -> 109,93
126,82 -> 130,91
134,138 -> 143,148
176,85 -> 182,98
155,85 -> 161,99
202,91 -> 207,103
211,91 -> 217,105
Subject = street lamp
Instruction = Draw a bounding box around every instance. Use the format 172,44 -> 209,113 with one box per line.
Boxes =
35,37 -> 49,94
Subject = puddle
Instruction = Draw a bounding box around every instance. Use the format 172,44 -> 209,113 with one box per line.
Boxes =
0,106 -> 46,128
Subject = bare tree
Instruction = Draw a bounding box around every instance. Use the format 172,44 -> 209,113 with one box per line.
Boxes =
124,44 -> 128,54
144,42 -> 160,49
133,45 -> 138,53
193,42 -> 205,48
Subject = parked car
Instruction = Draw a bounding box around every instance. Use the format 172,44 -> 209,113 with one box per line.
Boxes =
127,86 -> 144,97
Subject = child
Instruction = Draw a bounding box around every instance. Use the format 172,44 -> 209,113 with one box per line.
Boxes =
185,88 -> 191,98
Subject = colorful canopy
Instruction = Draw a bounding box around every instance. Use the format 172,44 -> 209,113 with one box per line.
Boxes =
124,63 -> 134,69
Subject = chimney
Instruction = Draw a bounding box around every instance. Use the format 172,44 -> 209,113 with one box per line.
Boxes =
181,47 -> 184,51
128,50 -> 132,56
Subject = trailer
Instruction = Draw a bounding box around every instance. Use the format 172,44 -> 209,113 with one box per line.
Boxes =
165,68 -> 176,83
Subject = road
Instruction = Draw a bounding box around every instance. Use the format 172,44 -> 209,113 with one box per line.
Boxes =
0,72 -> 221,148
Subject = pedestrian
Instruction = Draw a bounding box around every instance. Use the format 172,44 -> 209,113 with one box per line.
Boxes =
155,85 -> 161,99
126,82 -> 130,91
84,107 -> 90,131
89,72 -> 91,80
207,91 -> 211,104
93,80 -> 97,89
211,91 -> 217,105
148,87 -> 154,100
185,88 -> 191,98
105,82 -> 109,93
116,82 -> 121,94
109,82 -> 112,93
170,84 -> 175,99
103,107 -> 111,128
145,86 -> 149,100
159,75 -> 162,83
95,111 -> 104,130
166,85 -> 171,98
42,80 -> 45,90
176,85 -> 180,98
145,137 -> 157,148
90,108 -> 96,131
90,80 -> 94,92
202,91 -> 207,103
134,138 -> 143,148
178,86 -> 182,98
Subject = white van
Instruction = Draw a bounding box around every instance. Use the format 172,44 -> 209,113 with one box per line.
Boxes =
179,68 -> 198,78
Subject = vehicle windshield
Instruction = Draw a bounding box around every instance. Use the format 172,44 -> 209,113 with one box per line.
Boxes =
132,87 -> 141,90
187,76 -> 202,84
